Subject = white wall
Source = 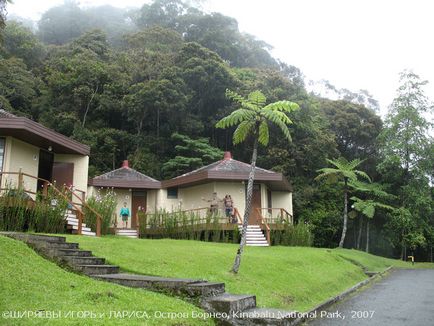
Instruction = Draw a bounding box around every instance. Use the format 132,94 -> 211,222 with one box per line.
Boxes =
271,191 -> 293,222
2,137 -> 39,195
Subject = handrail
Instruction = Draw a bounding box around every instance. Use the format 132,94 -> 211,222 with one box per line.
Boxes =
233,207 -> 243,224
255,208 -> 271,245
135,211 -> 140,237
64,185 -> 102,237
0,171 -> 100,236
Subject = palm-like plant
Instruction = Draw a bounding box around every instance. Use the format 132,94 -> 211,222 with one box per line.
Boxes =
216,89 -> 299,273
351,196 -> 394,252
315,157 -> 371,248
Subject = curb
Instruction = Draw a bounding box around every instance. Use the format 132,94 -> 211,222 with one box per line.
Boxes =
290,266 -> 393,325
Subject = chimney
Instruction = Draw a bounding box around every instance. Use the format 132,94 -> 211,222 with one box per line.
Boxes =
122,160 -> 129,168
223,151 -> 232,160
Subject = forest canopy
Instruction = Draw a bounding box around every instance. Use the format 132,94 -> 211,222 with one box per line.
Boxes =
0,0 -> 432,260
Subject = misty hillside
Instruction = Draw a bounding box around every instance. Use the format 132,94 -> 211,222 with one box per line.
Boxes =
0,0 -> 433,260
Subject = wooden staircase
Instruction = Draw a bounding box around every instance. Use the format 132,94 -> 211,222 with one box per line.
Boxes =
115,228 -> 138,238
238,225 -> 269,247
65,210 -> 96,236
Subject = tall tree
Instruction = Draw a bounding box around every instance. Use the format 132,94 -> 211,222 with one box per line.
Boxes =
316,158 -> 371,248
216,89 -> 299,273
379,70 -> 433,177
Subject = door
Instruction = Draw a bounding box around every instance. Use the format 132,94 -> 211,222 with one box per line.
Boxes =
37,150 -> 54,191
131,191 -> 147,229
248,184 -> 262,225
52,162 -> 74,188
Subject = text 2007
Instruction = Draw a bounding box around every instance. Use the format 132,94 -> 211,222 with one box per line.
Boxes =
351,311 -> 375,319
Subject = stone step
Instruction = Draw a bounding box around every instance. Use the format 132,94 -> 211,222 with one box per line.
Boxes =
93,273 -> 203,290
56,249 -> 92,257
235,308 -> 297,325
46,242 -> 79,249
62,256 -> 105,266
203,293 -> 256,315
1,232 -> 66,243
184,282 -> 225,297
74,265 -> 119,275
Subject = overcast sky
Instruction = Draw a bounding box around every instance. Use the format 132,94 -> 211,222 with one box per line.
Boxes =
7,0 -> 434,113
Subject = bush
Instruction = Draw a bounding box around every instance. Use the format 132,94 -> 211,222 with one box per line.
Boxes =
84,189 -> 117,235
0,185 -> 67,234
271,222 -> 313,247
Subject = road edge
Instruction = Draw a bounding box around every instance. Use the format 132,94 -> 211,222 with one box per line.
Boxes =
290,266 -> 393,325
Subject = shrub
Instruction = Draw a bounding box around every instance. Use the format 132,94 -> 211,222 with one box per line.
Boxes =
84,189 -> 117,235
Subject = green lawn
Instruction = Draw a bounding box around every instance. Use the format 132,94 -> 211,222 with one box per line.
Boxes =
62,235 -> 432,312
0,236 -> 213,326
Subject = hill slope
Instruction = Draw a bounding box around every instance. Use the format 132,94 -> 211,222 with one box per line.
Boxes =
63,236 -> 431,312
0,236 -> 212,325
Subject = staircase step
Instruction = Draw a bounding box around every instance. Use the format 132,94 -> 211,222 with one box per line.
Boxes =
203,293 -> 256,315
71,230 -> 96,236
185,282 -> 225,297
62,256 -> 105,266
68,225 -> 92,232
246,243 -> 269,247
56,249 -> 92,257
74,265 -> 119,275
45,242 -> 79,249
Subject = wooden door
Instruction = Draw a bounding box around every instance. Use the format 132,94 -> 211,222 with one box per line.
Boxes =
37,150 -> 54,191
248,184 -> 261,225
52,162 -> 74,188
131,191 -> 146,229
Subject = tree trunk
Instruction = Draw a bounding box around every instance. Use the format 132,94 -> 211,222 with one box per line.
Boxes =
365,219 -> 370,253
356,216 -> 363,250
231,137 -> 258,273
338,178 -> 348,248
82,83 -> 99,128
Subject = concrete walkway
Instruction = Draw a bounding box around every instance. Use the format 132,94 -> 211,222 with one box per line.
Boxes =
308,269 -> 434,326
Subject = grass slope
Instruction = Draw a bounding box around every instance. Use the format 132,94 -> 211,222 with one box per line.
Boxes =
63,235 -> 431,312
0,236 -> 213,326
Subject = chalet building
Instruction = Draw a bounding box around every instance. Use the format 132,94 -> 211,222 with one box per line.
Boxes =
88,152 -> 293,229
0,109 -> 89,196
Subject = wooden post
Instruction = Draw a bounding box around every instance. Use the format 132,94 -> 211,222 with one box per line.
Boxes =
77,210 -> 83,235
42,181 -> 49,199
136,212 -> 140,237
18,168 -> 24,189
266,228 -> 271,246
96,216 -> 101,237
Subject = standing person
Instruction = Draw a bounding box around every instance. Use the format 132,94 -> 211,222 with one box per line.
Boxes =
224,195 -> 234,222
202,192 -> 221,215
119,202 -> 130,229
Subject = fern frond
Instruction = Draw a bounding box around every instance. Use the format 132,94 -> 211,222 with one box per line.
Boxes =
247,90 -> 267,107
258,121 -> 269,146
215,109 -> 253,128
233,120 -> 255,144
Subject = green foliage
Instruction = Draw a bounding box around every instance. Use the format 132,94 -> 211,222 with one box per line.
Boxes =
271,222 -> 313,247
162,133 -> 223,178
216,89 -> 299,146
84,189 -> 117,235
316,157 -> 371,184
0,184 -> 67,233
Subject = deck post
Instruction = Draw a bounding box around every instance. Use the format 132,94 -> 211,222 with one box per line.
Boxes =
96,216 -> 101,237
18,168 -> 24,189
77,210 -> 83,235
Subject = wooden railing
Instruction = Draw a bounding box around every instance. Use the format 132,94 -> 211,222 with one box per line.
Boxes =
141,206 -> 237,230
255,208 -> 271,245
256,208 -> 293,225
233,207 -> 243,224
0,170 -> 102,237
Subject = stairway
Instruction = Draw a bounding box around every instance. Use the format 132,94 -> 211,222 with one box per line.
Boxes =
239,225 -> 269,247
2,232 -> 296,325
65,210 -> 96,236
115,228 -> 138,238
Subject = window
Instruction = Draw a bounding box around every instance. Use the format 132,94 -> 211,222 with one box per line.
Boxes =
167,187 -> 178,199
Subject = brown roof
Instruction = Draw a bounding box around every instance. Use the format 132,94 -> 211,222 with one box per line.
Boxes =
161,152 -> 292,191
0,109 -> 90,155
89,160 -> 161,189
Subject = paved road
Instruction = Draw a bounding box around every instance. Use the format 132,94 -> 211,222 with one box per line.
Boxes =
307,269 -> 434,326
